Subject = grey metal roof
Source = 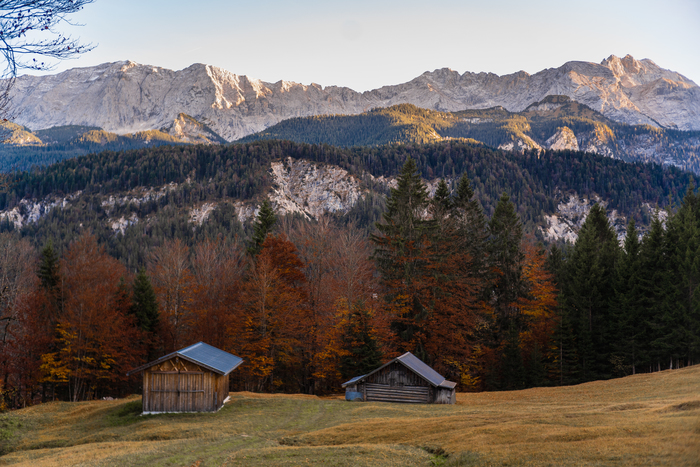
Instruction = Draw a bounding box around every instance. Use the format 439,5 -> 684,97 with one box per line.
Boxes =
127,342 -> 243,376
396,352 -> 449,387
341,374 -> 366,387
341,352 -> 456,389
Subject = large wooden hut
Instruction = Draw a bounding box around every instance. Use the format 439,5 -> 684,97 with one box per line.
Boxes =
342,352 -> 456,404
127,342 -> 243,413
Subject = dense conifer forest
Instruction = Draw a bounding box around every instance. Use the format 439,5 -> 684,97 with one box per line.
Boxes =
0,139 -> 698,409
1,139 -> 694,265
238,102 -> 700,174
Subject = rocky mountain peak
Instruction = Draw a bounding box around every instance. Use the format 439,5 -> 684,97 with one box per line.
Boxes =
8,55 -> 700,140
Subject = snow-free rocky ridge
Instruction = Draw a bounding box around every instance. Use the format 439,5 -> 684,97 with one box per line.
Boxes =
8,54 -> 700,141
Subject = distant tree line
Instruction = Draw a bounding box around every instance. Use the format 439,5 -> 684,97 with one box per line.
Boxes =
0,140 -> 694,271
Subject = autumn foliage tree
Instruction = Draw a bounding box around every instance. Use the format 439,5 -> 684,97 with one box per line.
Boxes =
40,233 -> 143,401
148,238 -> 196,353
190,239 -> 244,350
232,234 -> 310,392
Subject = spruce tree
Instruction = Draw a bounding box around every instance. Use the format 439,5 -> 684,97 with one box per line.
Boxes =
549,307 -> 579,385
339,304 -> 384,380
660,186 -> 700,369
613,219 -> 643,375
641,213 -> 669,371
37,241 -> 63,323
453,174 -> 489,284
371,157 -> 433,351
248,199 -> 276,257
131,268 -> 159,334
563,204 -> 619,381
500,322 -> 526,390
487,192 -> 526,327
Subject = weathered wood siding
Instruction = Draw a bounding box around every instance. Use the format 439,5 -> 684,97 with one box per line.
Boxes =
142,357 -> 227,412
365,362 -> 431,387
362,362 -> 433,403
434,387 -> 456,404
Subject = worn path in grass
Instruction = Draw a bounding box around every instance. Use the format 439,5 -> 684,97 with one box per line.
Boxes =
1,366 -> 699,466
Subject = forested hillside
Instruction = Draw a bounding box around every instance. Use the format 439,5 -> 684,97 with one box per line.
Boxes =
0,115 -> 227,172
239,100 -> 700,174
0,140 -> 693,268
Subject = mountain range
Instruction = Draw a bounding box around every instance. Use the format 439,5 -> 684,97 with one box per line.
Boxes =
7,54 -> 700,143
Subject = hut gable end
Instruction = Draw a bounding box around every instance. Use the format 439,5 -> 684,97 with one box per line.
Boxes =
150,358 -> 204,373
128,342 -> 243,414
366,361 -> 430,387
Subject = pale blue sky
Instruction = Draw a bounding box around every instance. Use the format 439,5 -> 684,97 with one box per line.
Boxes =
29,0 -> 700,91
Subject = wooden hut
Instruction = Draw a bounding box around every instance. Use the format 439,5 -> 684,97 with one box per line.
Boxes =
342,352 -> 456,404
127,342 -> 243,414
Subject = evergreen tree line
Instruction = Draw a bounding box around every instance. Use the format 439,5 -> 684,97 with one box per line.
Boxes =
549,186 -> 700,383
371,158 -> 700,391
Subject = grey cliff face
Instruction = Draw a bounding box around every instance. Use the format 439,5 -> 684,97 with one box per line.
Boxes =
8,54 -> 700,141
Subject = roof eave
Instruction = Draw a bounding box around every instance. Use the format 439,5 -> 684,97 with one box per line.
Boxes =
342,352 -> 448,388
127,352 -> 240,376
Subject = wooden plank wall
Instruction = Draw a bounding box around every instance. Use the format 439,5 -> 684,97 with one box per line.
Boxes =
434,387 -> 456,404
365,362 -> 431,387
143,357 -> 219,412
365,383 -> 430,403
362,362 -> 435,403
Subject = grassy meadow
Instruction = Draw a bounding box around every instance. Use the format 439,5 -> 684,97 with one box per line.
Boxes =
0,365 -> 698,466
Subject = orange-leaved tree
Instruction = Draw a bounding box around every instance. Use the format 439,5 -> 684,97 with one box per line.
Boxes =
40,234 -> 143,401
232,234 -> 309,392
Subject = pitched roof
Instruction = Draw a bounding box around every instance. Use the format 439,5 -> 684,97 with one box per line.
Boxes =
127,342 -> 243,376
341,352 -> 455,388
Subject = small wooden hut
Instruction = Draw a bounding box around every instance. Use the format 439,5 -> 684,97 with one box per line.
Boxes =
342,352 -> 456,404
127,342 -> 243,414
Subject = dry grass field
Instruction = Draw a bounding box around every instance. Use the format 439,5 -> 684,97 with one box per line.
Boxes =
1,365 -> 698,466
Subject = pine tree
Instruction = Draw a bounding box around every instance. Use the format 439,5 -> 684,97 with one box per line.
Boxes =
248,199 -> 276,257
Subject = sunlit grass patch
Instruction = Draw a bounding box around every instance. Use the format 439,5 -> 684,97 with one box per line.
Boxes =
0,365 -> 698,466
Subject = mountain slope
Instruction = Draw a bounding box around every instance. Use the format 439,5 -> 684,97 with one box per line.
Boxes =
0,114 -> 227,172
7,55 -> 700,142
239,100 -> 700,174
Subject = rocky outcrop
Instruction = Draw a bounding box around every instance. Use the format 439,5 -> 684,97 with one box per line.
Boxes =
540,193 -> 667,244
540,194 -> 627,243
498,135 -> 542,152
8,54 -> 700,141
545,127 -> 579,151
165,114 -> 225,144
268,157 -> 363,220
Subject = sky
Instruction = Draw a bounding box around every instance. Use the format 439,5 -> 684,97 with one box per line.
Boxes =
25,0 -> 700,92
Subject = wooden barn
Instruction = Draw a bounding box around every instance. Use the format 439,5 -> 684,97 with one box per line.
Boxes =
342,352 -> 456,404
127,342 -> 243,414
